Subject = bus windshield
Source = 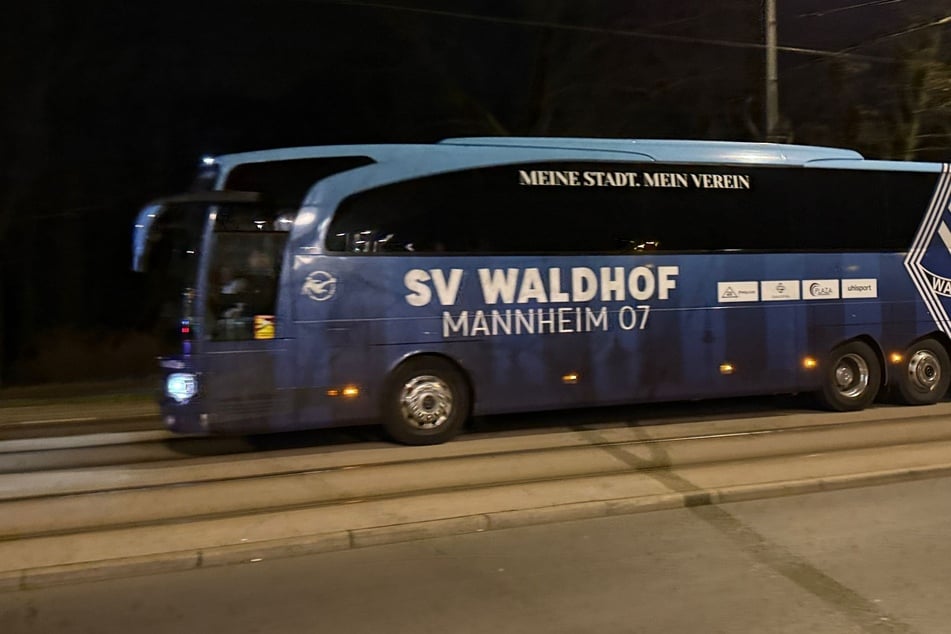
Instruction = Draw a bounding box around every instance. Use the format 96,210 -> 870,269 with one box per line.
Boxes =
133,193 -> 293,352
135,200 -> 207,356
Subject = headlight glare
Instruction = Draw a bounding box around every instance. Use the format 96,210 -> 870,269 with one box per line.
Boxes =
166,373 -> 198,403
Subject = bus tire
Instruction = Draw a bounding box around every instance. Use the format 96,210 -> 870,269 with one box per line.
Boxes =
895,338 -> 950,406
382,357 -> 470,445
818,341 -> 881,411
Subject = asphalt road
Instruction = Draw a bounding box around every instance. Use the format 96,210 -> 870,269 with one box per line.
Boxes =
3,475 -> 950,634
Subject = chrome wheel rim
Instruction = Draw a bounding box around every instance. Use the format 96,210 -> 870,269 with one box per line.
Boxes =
907,350 -> 941,392
399,375 -> 453,430
834,353 -> 870,399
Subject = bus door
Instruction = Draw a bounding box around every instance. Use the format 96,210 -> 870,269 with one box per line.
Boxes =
198,205 -> 296,431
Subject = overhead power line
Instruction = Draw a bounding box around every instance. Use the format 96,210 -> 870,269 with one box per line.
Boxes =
784,14 -> 951,77
321,0 -> 907,65
797,0 -> 906,19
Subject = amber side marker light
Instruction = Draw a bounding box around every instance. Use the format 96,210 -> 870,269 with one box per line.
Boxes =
719,363 -> 735,375
889,352 -> 904,364
327,386 -> 361,398
562,372 -> 580,385
802,357 -> 818,369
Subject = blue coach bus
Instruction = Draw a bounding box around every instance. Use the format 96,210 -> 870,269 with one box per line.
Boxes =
134,138 -> 951,444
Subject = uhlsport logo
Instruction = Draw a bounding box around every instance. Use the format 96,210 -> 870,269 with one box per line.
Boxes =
302,270 -> 337,302
842,280 -> 877,298
903,164 -> 951,332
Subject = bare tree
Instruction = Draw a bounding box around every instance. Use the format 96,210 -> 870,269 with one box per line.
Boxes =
802,9 -> 951,160
895,26 -> 950,159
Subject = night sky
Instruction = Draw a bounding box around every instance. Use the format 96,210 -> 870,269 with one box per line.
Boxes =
0,0 -> 948,384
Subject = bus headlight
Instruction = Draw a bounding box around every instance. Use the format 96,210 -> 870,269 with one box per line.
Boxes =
166,373 -> 198,403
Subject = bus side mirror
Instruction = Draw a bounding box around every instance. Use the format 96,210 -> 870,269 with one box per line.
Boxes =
132,202 -> 165,272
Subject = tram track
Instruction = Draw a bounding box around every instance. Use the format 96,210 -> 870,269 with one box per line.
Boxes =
2,398 -> 947,474
2,403 -> 951,541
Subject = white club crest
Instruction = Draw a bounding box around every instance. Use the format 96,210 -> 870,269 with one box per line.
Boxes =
903,164 -> 951,331
302,270 -> 337,302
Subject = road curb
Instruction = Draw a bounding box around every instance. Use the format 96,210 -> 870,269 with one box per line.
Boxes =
199,531 -> 352,568
4,462 -> 951,592
14,552 -> 198,591
351,514 -> 490,549
712,463 -> 951,505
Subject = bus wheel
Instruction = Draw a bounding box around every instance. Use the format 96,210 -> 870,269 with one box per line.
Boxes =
895,338 -> 950,406
383,357 -> 470,445
818,341 -> 881,411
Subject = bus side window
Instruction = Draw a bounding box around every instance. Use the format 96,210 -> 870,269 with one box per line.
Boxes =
618,239 -> 661,253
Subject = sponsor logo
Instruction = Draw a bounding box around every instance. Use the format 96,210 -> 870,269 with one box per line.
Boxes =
724,278 -> 877,303
761,280 -> 800,302
841,279 -> 878,299
718,281 -> 758,303
803,279 -> 840,300
302,270 -> 337,302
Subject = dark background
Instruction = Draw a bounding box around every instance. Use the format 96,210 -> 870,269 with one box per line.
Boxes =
0,0 -> 948,385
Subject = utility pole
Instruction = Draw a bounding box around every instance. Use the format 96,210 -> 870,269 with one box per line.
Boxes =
765,0 -> 780,142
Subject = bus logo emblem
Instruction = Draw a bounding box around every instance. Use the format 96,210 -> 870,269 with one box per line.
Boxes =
302,270 -> 337,302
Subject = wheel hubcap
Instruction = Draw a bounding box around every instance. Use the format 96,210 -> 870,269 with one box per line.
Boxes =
907,350 -> 941,392
834,353 -> 869,399
399,375 -> 453,430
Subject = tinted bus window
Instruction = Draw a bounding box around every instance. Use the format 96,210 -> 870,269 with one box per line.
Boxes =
225,156 -> 374,204
327,162 -> 933,254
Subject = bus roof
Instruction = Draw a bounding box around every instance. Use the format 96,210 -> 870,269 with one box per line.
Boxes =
203,139 -> 942,178
300,140 -> 943,208
200,138 -> 868,181
202,144 -> 435,186
298,143 -> 660,207
440,137 -> 866,164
